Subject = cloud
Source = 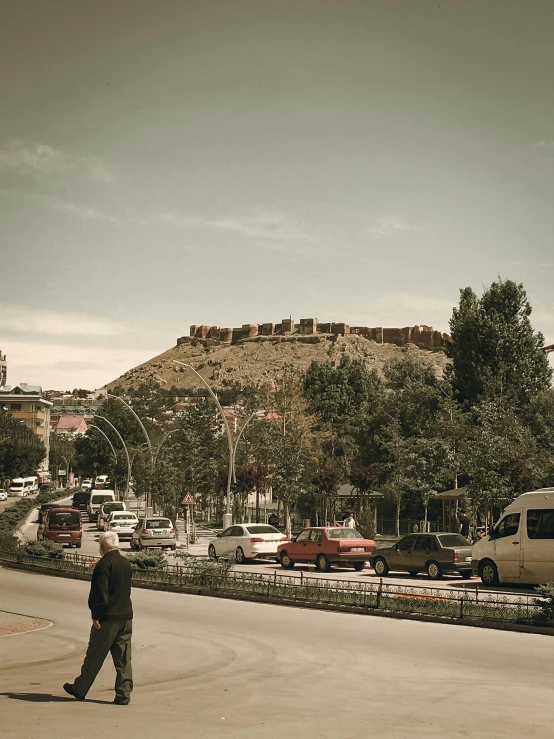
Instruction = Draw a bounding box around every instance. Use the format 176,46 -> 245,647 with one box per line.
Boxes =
0,339 -> 162,390
368,217 -> 420,239
0,139 -> 65,176
50,201 -> 124,224
0,139 -> 116,182
0,304 -> 132,337
210,212 -> 327,255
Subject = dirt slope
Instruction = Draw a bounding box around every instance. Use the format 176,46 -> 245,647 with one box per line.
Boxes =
102,333 -> 450,392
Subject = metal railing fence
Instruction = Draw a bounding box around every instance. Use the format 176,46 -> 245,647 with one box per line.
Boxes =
0,548 -> 546,627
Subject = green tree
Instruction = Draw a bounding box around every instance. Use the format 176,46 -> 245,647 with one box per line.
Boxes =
0,409 -> 46,480
447,280 -> 552,407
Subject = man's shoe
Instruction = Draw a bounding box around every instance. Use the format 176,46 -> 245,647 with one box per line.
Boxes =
113,697 -> 130,705
63,683 -> 85,701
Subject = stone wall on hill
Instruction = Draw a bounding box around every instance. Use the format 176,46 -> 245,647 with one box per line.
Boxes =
178,318 -> 449,350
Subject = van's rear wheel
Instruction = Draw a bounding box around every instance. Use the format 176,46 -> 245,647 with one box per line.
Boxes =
479,560 -> 499,586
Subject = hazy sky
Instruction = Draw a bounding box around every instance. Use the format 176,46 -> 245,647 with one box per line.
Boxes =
1,0 -> 553,389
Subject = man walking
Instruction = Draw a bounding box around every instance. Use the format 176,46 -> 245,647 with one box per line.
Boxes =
64,531 -> 133,705
344,512 -> 356,529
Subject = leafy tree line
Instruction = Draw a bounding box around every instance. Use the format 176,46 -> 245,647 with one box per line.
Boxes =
72,279 -> 553,534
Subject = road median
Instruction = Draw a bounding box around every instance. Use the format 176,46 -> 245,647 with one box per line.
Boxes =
1,547 -> 552,636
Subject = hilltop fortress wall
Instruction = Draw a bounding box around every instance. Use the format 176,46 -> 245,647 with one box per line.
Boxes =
177,318 -> 449,350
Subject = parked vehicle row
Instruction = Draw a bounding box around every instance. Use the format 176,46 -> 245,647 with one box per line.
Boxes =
207,489 -> 554,587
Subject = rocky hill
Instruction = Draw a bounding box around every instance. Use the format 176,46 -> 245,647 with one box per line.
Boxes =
103,331 -> 450,393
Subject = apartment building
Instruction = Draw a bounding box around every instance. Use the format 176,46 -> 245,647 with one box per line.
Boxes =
0,383 -> 53,469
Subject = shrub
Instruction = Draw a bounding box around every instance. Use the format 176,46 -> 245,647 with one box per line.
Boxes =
0,531 -> 19,552
534,582 -> 554,625
20,539 -> 64,559
126,550 -> 167,570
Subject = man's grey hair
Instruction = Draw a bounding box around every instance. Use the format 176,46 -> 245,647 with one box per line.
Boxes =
99,531 -> 119,550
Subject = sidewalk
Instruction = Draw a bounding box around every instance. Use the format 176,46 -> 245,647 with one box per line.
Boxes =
0,610 -> 52,638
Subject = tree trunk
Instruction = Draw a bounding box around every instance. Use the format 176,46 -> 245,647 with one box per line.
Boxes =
395,497 -> 401,537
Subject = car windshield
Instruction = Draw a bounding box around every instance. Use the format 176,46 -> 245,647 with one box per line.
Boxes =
327,528 -> 363,539
113,514 -> 136,520
103,503 -> 124,512
146,519 -> 172,529
438,534 -> 471,548
91,495 -> 114,504
246,525 -> 281,534
11,482 -> 24,488
73,492 -> 90,502
49,511 -> 80,526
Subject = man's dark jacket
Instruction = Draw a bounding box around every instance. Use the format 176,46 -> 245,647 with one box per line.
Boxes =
88,549 -> 133,622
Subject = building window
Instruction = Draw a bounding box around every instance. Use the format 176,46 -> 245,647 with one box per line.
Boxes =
10,403 -> 22,411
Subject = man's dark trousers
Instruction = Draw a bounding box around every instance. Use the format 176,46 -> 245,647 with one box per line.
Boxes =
73,619 -> 133,700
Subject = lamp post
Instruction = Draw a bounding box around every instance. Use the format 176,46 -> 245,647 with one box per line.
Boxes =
106,393 -> 153,510
173,360 -> 236,529
93,413 -> 132,497
88,423 -> 118,463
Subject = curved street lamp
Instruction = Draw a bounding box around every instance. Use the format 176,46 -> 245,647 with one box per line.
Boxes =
88,423 -> 118,462
172,361 -> 259,529
93,413 -> 132,497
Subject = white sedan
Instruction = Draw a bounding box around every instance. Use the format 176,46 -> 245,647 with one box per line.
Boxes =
0,490 -> 7,501
208,524 -> 288,564
104,511 -> 139,539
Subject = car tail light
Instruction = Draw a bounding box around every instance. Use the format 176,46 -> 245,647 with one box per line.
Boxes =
280,536 -> 288,541
141,529 -> 149,535
250,537 -> 264,543
453,552 -> 459,563
170,528 -> 175,534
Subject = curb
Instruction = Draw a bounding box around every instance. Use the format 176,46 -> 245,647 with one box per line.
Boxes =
2,558 -> 553,637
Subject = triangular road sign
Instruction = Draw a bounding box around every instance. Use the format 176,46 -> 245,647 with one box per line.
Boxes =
181,492 -> 195,505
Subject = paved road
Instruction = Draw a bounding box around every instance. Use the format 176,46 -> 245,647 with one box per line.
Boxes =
1,565 -> 553,739
22,502 -> 538,598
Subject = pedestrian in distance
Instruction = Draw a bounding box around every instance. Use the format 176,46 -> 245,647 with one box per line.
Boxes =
344,512 -> 356,528
459,510 -> 470,541
63,531 -> 133,705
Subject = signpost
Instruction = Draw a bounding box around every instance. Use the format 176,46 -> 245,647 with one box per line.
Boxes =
181,493 -> 195,549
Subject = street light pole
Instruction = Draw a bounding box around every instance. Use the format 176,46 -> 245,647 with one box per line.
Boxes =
88,424 -> 118,463
173,360 -> 235,529
106,393 -> 153,510
93,413 -> 132,498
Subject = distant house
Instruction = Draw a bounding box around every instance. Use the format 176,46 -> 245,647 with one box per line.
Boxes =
55,415 -> 88,435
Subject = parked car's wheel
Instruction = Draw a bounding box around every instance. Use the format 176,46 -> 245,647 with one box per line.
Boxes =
460,571 -> 472,579
235,547 -> 247,564
208,544 -> 218,560
76,543 -> 82,549
317,554 -> 331,572
373,557 -> 389,576
280,551 -> 295,569
479,560 -> 499,586
353,561 -> 365,571
426,560 -> 443,580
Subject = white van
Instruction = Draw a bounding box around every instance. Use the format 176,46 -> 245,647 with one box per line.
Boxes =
472,489 -> 554,586
10,478 -> 29,497
24,476 -> 38,493
87,490 -> 116,521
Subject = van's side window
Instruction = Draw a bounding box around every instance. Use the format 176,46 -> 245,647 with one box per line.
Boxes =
496,513 -> 520,539
527,509 -> 554,540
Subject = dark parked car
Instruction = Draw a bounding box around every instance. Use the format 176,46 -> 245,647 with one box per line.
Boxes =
71,490 -> 91,513
38,502 -> 63,524
370,533 -> 473,580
